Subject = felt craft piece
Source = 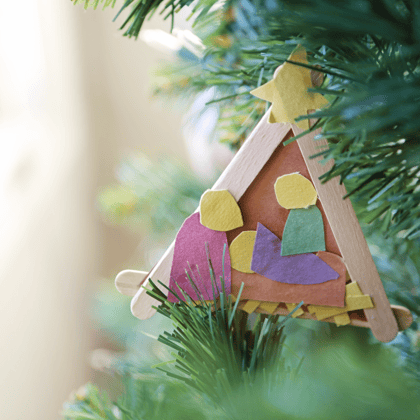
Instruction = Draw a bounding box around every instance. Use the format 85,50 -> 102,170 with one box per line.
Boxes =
250,46 -> 329,129
199,189 -> 243,231
334,313 -> 351,326
259,302 -> 279,314
281,206 -> 326,256
286,303 -> 304,318
231,251 -> 346,307
251,223 -> 339,285
168,212 -> 231,303
346,282 -> 363,295
307,282 -> 374,320
274,173 -> 317,209
242,300 -> 260,314
227,138 -> 344,306
229,231 -> 257,273
226,136 -> 341,255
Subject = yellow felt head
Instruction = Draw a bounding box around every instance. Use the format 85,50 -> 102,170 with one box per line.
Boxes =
229,230 -> 257,273
199,189 -> 243,231
274,173 -> 317,209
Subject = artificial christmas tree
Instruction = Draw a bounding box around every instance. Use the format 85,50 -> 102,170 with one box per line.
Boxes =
65,1 -> 420,419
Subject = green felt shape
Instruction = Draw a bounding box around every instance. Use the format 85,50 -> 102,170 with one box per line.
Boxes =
281,206 -> 326,256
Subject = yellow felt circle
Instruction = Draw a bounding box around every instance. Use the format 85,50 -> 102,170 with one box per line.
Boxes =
274,173 -> 317,209
229,231 -> 257,273
200,189 -> 243,231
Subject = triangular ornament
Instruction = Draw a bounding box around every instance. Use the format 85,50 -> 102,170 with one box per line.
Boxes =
116,112 -> 412,343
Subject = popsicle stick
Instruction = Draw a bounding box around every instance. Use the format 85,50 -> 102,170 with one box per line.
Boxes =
292,124 -> 399,342
129,112 -> 293,320
120,273 -> 412,332
115,270 -> 149,297
130,244 -> 174,320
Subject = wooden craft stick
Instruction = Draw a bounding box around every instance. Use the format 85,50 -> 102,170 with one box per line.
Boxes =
115,270 -> 149,297
131,244 -> 175,319
293,124 -> 399,342
130,112 -> 293,320
122,273 -> 412,332
122,270 -> 412,331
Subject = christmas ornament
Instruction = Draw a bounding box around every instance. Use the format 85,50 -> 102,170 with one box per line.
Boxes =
116,49 -> 413,343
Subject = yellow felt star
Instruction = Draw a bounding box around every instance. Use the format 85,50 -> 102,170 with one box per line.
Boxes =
250,46 -> 329,129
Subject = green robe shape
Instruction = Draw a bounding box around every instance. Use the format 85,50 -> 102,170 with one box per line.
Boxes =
281,206 -> 326,256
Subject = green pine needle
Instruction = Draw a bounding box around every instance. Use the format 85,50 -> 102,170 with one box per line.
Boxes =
144,274 -> 301,410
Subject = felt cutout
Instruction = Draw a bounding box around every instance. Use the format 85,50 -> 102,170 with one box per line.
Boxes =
346,281 -> 363,296
286,303 -> 304,318
226,138 -> 341,257
307,282 -> 373,321
229,231 -> 257,273
227,139 -> 345,307
259,302 -> 278,314
251,223 -> 339,285
200,189 -> 243,231
281,207 -> 326,256
231,251 -> 346,307
346,295 -> 374,309
168,212 -> 231,303
334,313 -> 351,326
242,300 -> 261,314
274,173 -> 317,209
250,46 -> 329,129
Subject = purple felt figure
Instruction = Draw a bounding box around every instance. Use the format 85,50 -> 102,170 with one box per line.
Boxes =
251,223 -> 339,285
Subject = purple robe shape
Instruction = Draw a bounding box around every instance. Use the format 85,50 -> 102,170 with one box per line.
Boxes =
168,212 -> 231,302
251,223 -> 339,285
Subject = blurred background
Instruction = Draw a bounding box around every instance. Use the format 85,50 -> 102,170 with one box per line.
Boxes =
0,1 -> 227,418
2,1 -> 420,419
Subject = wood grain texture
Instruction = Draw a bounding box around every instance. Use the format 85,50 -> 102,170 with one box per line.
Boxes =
292,124 -> 399,342
129,112 -> 293,320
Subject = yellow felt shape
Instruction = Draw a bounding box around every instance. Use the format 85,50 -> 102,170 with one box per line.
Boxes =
229,231 -> 257,273
242,300 -> 261,314
334,313 -> 351,326
346,281 -> 363,296
346,295 -> 374,310
286,303 -> 304,318
274,173 -> 318,209
250,45 -> 329,129
200,189 -> 243,231
308,282 -> 374,321
259,302 -> 279,314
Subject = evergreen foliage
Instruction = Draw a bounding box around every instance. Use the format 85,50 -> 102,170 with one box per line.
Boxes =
73,0 -> 420,239
63,274 -> 420,420
67,2 -> 420,419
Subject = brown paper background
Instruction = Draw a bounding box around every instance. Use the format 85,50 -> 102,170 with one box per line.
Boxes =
227,130 -> 346,306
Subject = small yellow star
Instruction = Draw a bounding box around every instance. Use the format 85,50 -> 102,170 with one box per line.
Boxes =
251,46 -> 328,129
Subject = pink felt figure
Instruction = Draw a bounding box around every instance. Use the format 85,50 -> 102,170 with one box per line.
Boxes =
168,213 -> 231,302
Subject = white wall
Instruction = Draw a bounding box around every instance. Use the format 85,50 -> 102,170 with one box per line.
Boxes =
0,1 -> 187,418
